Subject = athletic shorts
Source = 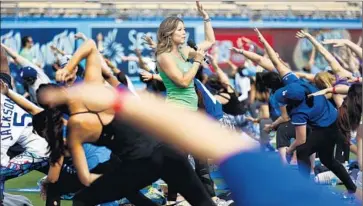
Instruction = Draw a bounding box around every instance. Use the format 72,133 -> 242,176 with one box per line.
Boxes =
276,121 -> 296,149
276,121 -> 312,149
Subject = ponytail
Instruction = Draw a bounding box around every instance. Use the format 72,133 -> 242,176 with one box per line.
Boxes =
32,109 -> 65,165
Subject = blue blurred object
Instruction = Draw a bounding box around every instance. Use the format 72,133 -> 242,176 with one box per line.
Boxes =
19,66 -> 37,79
242,66 -> 257,77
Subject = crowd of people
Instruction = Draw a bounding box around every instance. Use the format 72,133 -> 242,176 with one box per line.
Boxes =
0,1 -> 362,206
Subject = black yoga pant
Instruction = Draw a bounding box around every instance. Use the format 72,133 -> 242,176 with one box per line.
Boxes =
168,157 -> 216,201
334,138 -> 350,163
46,155 -> 157,206
296,122 -> 356,193
73,145 -> 215,206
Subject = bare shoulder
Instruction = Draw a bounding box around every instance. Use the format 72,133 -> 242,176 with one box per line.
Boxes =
157,52 -> 171,62
157,52 -> 175,71
68,115 -> 86,130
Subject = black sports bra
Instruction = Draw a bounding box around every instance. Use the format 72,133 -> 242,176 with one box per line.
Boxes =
216,90 -> 247,116
70,105 -> 159,160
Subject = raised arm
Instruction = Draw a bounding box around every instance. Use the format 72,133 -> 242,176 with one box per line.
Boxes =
142,35 -> 157,50
0,80 -> 43,115
346,48 -> 360,75
206,54 -> 231,91
323,39 -> 362,60
183,1 -> 215,58
0,45 -> 10,75
254,28 -> 290,77
304,46 -> 316,72
296,31 -> 352,78
74,32 -> 89,41
104,58 -> 121,74
241,37 -> 264,54
157,48 -> 204,88
294,72 -> 315,83
1,43 -> 49,84
195,1 -> 215,51
50,45 -> 66,56
1,43 -> 31,67
230,47 -> 275,72
135,49 -> 151,72
333,52 -> 349,70
56,39 -> 103,84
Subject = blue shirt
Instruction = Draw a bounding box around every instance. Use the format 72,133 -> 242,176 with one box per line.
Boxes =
280,72 -> 338,127
83,143 -> 111,170
194,79 -> 223,120
62,123 -> 112,170
268,92 -> 281,121
290,84 -> 337,127
282,72 -> 300,85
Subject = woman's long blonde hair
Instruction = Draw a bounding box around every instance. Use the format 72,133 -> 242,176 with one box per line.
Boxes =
156,17 -> 184,57
314,71 -> 336,89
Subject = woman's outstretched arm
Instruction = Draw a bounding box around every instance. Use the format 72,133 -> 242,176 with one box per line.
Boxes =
0,80 -> 43,115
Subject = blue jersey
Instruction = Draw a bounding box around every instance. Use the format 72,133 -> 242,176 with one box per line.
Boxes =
194,79 -> 223,120
275,81 -> 337,127
282,72 -> 300,85
268,92 -> 281,121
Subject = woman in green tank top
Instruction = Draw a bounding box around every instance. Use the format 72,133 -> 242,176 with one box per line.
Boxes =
156,1 -> 215,111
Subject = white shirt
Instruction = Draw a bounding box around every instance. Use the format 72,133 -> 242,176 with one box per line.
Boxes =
235,73 -> 251,102
24,62 -> 51,104
0,94 -> 48,165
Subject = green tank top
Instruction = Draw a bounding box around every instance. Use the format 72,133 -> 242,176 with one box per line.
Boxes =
158,50 -> 198,111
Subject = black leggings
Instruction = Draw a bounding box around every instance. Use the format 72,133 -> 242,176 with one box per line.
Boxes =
73,145 -> 215,206
168,157 -> 216,201
46,155 -> 157,206
296,122 -> 356,193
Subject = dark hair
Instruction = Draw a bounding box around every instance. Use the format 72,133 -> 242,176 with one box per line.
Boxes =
255,72 -> 268,93
257,72 -> 284,92
338,83 -> 362,142
195,65 -> 205,82
205,74 -> 226,94
32,109 -> 65,165
116,71 -> 128,86
195,85 -> 205,111
21,36 -> 31,48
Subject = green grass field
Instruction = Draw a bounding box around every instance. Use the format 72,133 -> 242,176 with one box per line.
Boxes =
5,171 -> 72,206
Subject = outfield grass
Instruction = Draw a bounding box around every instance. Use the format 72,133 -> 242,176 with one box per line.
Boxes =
5,171 -> 72,206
